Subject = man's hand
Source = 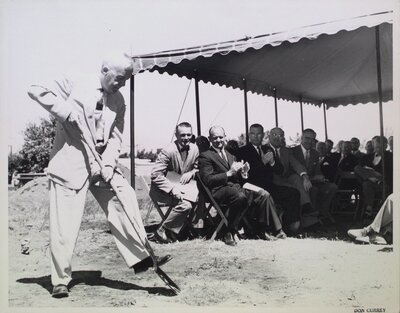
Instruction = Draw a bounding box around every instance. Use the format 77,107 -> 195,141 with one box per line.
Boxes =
227,161 -> 244,177
27,86 -> 56,105
180,171 -> 194,185
101,165 -> 114,182
261,151 -> 274,165
171,186 -> 183,201
302,174 -> 312,192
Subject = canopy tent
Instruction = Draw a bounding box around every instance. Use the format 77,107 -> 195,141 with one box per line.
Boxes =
132,11 -> 393,108
128,11 -> 393,195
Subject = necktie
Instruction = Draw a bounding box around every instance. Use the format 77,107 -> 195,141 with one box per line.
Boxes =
220,151 -> 228,163
95,98 -> 105,143
305,150 -> 310,167
257,146 -> 263,157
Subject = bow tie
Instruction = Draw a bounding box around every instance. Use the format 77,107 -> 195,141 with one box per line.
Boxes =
180,145 -> 189,152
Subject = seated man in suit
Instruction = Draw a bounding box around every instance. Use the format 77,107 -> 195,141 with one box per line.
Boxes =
316,141 -> 338,183
237,124 -> 300,234
151,122 -> 199,243
325,139 -> 334,157
350,137 -> 366,161
268,127 -> 318,226
365,140 -> 374,156
199,126 -> 285,246
354,135 -> 393,217
289,129 -> 337,222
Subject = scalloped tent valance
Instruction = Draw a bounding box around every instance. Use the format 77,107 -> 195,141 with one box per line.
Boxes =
132,11 -> 393,109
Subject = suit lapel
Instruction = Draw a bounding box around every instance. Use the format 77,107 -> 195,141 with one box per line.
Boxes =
211,149 -> 229,170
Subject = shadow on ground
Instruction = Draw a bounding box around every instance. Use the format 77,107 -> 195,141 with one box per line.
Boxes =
17,270 -> 176,297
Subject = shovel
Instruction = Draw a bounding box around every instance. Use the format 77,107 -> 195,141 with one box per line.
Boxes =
72,118 -> 181,295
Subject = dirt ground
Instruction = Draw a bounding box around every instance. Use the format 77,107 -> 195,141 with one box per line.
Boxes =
8,176 -> 398,311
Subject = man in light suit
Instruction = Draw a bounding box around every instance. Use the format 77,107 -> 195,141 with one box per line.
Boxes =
27,53 -> 170,298
199,126 -> 285,246
151,122 -> 199,243
289,129 -> 337,221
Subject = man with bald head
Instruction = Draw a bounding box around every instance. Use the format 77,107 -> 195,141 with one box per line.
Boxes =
28,53 -> 170,298
199,126 -> 285,245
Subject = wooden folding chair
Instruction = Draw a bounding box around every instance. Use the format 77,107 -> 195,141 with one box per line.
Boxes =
139,175 -> 174,225
195,173 -> 230,241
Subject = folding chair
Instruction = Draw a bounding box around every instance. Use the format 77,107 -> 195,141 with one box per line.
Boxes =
331,170 -> 361,220
139,175 -> 174,225
195,173 -> 229,241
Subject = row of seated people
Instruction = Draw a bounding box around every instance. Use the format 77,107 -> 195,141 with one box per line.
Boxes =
316,136 -> 393,217
148,121 -> 393,246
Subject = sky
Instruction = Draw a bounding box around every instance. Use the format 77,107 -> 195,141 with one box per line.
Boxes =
1,0 -> 398,155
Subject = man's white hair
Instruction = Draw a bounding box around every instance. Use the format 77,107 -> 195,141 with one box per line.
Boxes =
101,51 -> 133,73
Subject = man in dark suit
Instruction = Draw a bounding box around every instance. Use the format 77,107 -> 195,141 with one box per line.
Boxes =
267,127 -> 318,227
350,137 -> 366,161
316,141 -> 338,182
289,129 -> 337,221
355,135 -> 393,216
199,126 -> 285,245
237,124 -> 301,233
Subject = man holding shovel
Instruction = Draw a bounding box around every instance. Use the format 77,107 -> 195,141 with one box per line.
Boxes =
28,53 -> 172,298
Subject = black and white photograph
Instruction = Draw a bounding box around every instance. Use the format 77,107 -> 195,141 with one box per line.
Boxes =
1,0 -> 399,312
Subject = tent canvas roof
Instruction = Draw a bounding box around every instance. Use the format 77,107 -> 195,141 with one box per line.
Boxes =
133,11 -> 393,108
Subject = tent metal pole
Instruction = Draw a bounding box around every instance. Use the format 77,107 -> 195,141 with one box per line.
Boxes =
195,75 -> 201,136
299,96 -> 304,132
323,102 -> 328,141
130,75 -> 135,189
375,25 -> 386,199
273,88 -> 278,127
243,78 -> 249,144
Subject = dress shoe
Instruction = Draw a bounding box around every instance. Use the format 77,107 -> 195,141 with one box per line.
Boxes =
133,254 -> 173,274
155,226 -> 177,243
368,233 -> 387,245
52,284 -> 69,298
223,232 -> 237,246
258,232 -> 276,241
348,227 -> 369,239
275,229 -> 287,239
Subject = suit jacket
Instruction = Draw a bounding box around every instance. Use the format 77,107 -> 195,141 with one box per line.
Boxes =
290,145 -> 321,178
361,151 -> 393,189
272,145 -> 306,178
30,75 -> 125,190
320,153 -> 340,182
352,150 -> 366,161
151,141 -> 199,194
199,147 -> 241,194
337,154 -> 359,172
236,143 -> 283,190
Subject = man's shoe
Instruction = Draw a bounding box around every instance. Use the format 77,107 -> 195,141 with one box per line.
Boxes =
276,229 -> 287,239
52,284 -> 69,298
369,233 -> 387,245
155,226 -> 175,244
355,235 -> 370,244
223,232 -> 237,246
348,228 -> 369,239
258,232 -> 276,241
133,254 -> 173,274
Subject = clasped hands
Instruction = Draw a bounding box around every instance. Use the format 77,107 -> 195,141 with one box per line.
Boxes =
227,160 -> 250,178
261,150 -> 275,166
